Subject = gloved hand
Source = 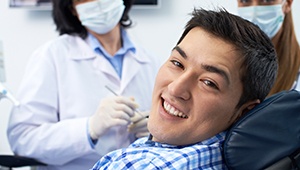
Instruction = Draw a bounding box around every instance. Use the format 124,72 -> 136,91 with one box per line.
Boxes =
89,96 -> 139,140
127,111 -> 149,138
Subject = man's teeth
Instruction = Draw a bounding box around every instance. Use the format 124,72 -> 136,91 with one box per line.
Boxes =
163,101 -> 188,118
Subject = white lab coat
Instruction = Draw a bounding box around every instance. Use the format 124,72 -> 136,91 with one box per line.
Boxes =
7,33 -> 161,170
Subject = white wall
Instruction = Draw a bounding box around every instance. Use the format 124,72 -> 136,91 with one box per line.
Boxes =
0,0 -> 299,156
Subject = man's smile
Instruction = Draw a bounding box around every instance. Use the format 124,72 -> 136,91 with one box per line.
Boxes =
163,100 -> 188,119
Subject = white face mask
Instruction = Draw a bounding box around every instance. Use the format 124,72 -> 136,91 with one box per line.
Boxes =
237,2 -> 285,38
76,0 -> 125,34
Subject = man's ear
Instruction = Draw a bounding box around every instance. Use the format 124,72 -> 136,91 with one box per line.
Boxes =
233,99 -> 260,123
283,0 -> 293,14
245,99 -> 260,111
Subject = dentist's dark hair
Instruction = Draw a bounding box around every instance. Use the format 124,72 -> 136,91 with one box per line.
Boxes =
177,8 -> 278,108
52,0 -> 135,39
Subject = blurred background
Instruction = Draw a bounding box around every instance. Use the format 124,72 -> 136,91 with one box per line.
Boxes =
0,0 -> 299,165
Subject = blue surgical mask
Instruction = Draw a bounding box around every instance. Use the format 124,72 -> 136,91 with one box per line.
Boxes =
237,3 -> 285,38
76,0 -> 125,34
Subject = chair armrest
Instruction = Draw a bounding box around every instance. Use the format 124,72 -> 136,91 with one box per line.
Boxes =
0,155 -> 46,168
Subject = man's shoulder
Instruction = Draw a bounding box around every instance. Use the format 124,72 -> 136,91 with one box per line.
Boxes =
95,135 -> 227,170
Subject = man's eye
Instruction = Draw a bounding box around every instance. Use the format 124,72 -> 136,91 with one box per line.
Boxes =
203,80 -> 219,90
170,60 -> 184,69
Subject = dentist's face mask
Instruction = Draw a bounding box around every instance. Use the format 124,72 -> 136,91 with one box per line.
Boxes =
75,0 -> 125,34
238,2 -> 285,38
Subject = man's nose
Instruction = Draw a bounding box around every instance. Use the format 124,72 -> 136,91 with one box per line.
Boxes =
167,72 -> 193,101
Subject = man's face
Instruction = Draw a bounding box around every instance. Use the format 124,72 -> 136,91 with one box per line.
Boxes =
148,27 -> 256,146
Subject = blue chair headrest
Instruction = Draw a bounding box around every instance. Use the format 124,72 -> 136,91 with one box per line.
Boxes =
223,90 -> 300,170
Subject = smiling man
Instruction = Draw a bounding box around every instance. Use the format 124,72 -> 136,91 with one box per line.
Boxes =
91,8 -> 278,169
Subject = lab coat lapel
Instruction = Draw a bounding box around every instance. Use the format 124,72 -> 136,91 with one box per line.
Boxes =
69,35 -> 120,82
93,55 -> 120,82
120,52 -> 142,93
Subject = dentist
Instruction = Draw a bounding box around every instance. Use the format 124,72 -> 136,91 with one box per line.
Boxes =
7,0 -> 160,169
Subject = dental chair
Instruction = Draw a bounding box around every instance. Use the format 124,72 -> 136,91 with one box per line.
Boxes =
0,82 -> 46,170
223,90 -> 300,170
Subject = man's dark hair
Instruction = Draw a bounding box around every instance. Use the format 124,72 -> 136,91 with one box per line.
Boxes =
51,0 -> 135,39
177,8 -> 278,108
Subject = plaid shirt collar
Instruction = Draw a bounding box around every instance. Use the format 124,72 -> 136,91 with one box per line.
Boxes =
133,131 -> 227,149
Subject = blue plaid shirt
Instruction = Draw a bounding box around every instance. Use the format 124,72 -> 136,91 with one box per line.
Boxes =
91,132 -> 228,170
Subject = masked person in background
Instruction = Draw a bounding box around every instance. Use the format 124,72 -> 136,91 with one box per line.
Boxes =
7,0 -> 161,169
237,0 -> 300,96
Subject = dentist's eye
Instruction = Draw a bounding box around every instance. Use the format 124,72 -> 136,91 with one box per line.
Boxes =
170,60 -> 184,69
260,0 -> 276,5
202,79 -> 219,90
239,0 -> 252,6
239,0 -> 251,4
261,0 -> 275,3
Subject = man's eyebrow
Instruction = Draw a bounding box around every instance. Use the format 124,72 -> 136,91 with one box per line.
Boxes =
173,46 -> 187,59
202,64 -> 230,85
173,46 -> 230,84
